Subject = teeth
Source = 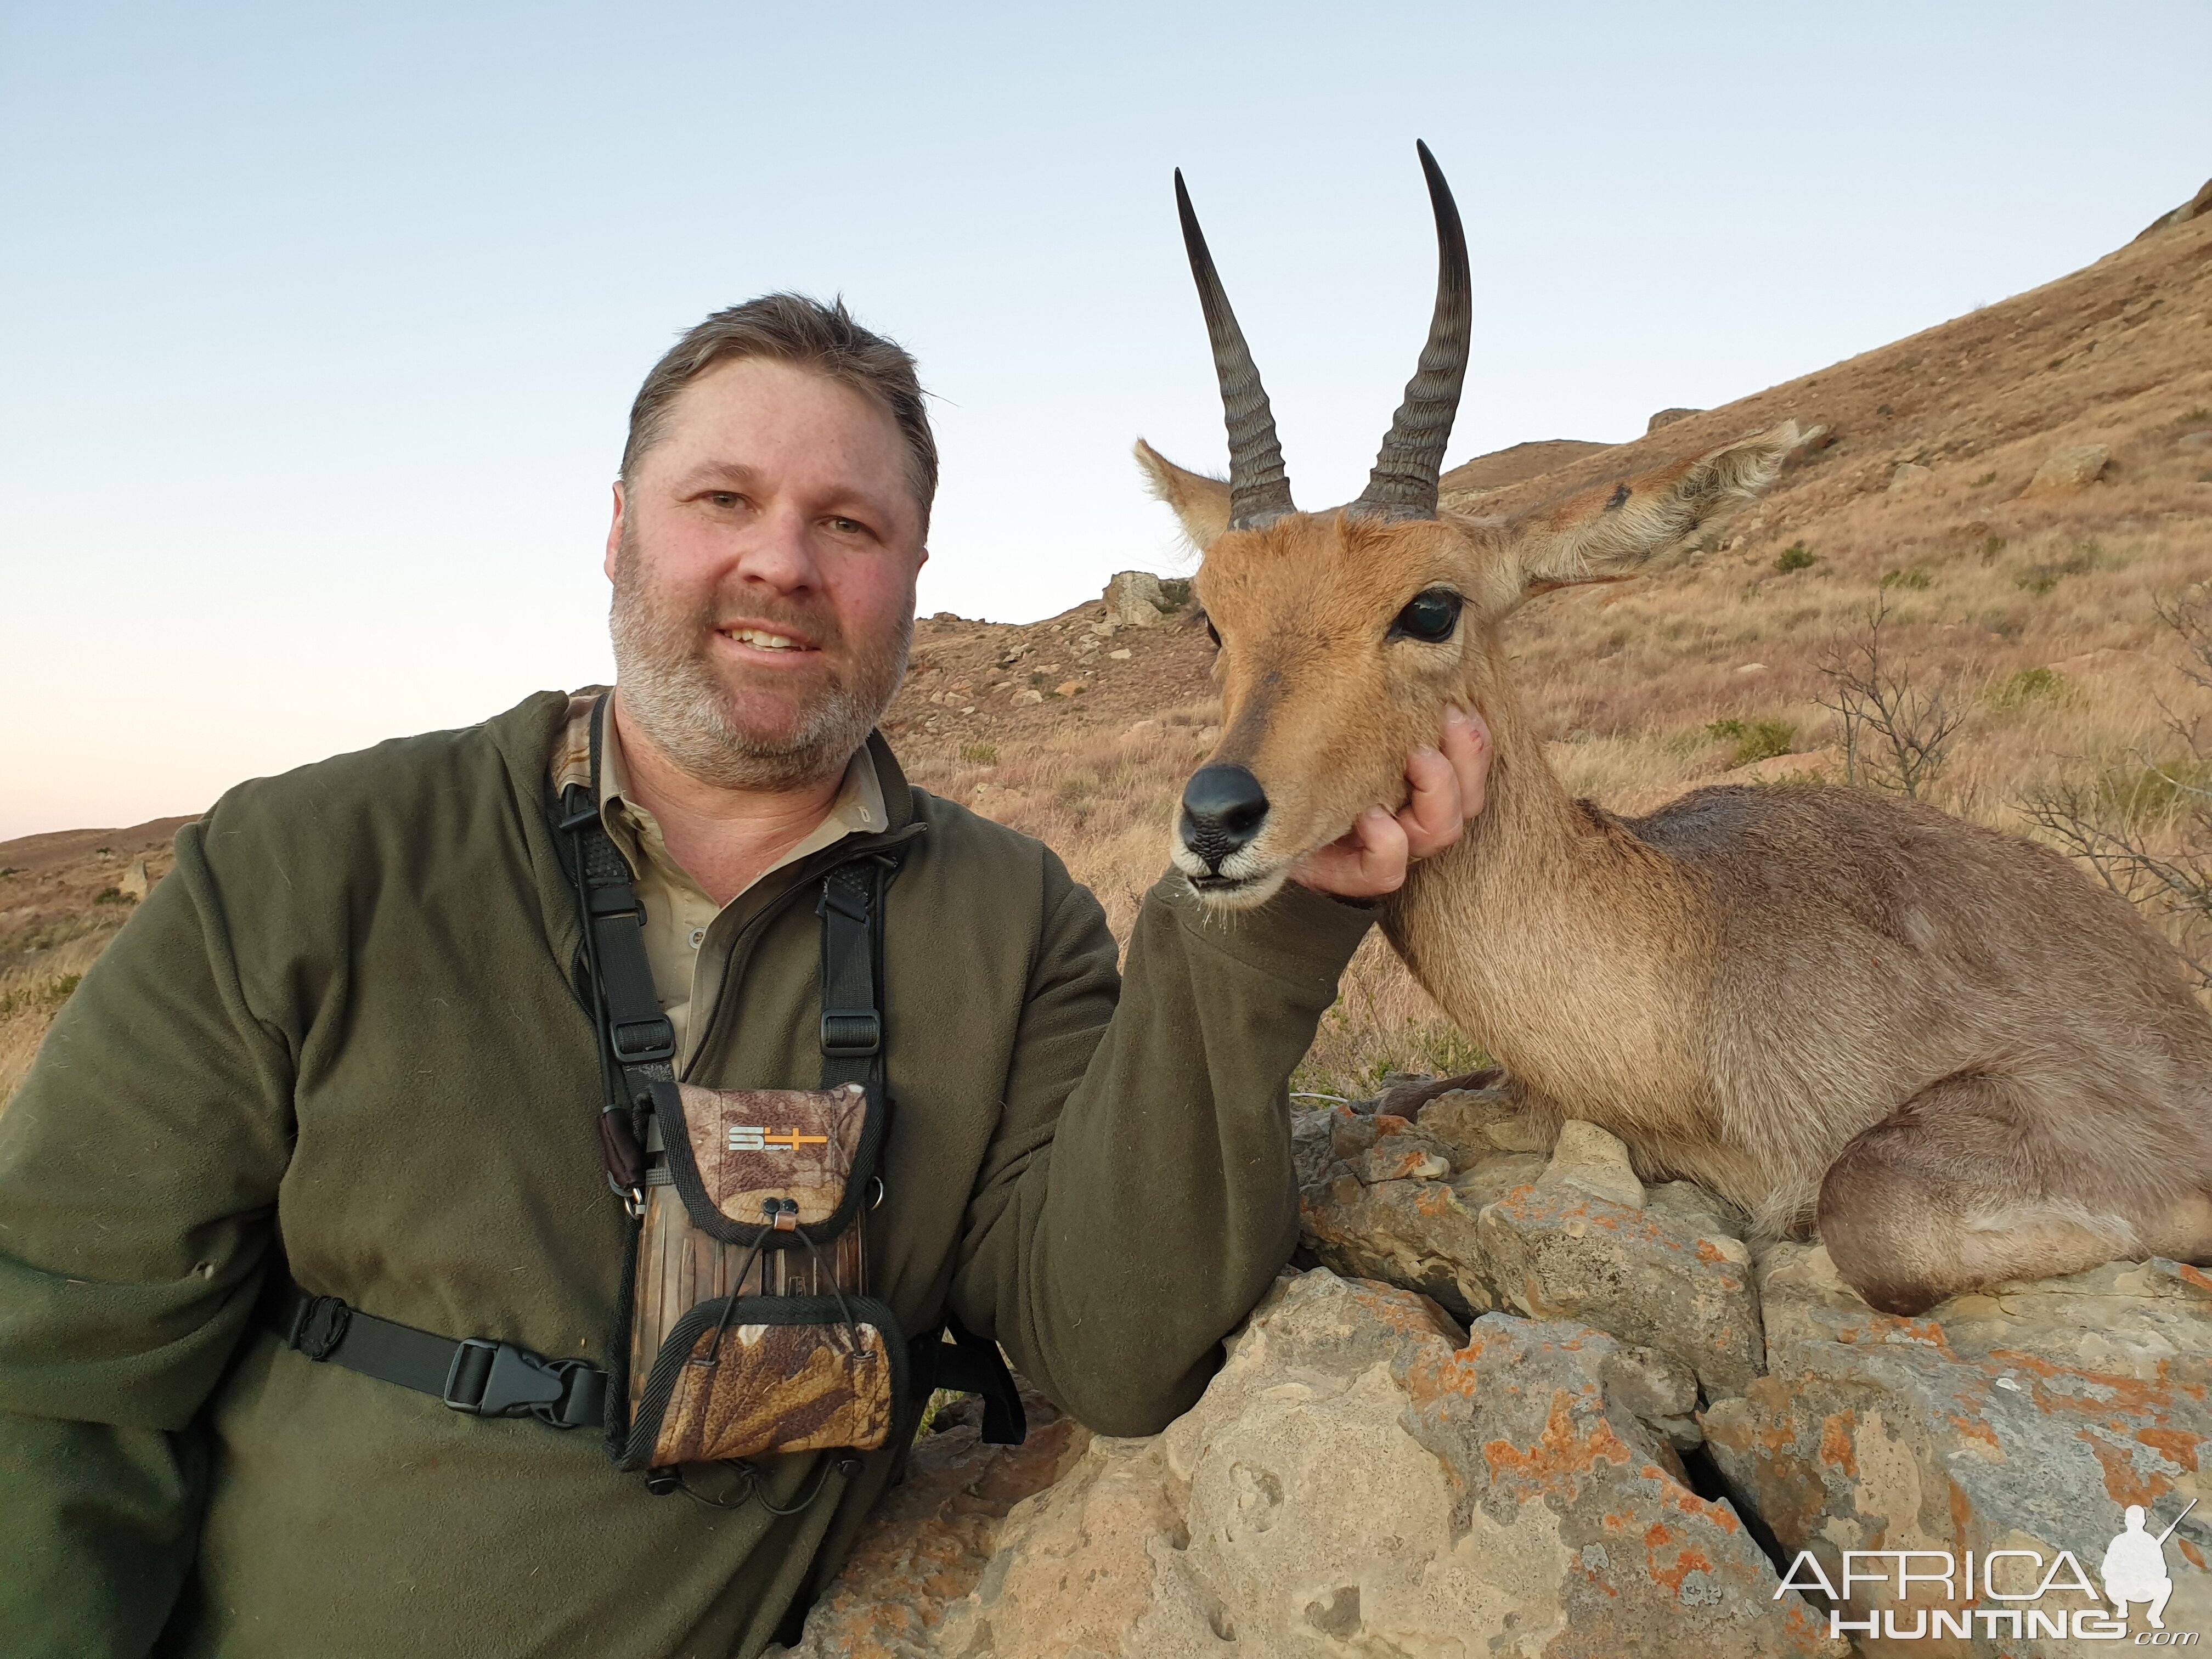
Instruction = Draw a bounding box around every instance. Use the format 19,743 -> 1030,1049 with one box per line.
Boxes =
725,628 -> 803,651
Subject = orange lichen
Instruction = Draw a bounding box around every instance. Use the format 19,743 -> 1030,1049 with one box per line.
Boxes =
1818,1413 -> 1859,1480
1483,1394 -> 1638,1494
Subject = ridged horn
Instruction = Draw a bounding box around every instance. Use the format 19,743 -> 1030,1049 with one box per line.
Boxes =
1174,168 -> 1296,531
1351,140 -> 1471,522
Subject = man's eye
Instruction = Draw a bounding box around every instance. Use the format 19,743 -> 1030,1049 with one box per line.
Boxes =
708,492 -> 742,509
827,517 -> 864,535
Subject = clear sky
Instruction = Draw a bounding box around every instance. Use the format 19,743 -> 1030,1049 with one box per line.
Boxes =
3,1 -> 2207,839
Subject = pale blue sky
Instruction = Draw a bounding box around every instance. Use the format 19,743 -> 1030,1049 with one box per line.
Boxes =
3,1 -> 2208,837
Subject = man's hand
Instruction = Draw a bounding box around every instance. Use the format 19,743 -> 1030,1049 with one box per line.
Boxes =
1290,705 -> 1492,900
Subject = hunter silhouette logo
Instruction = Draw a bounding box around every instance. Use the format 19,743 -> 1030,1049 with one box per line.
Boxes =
2106,1500 -> 2197,1631
726,1127 -> 829,1153
1775,1496 -> 2202,1643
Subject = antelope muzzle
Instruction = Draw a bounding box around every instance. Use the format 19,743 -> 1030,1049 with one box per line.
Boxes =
1177,764 -> 1272,895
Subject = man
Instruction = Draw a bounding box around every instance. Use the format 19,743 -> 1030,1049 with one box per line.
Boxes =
0,295 -> 1488,1657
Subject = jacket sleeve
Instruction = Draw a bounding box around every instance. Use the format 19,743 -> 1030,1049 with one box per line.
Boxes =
0,819 -> 296,1656
946,867 -> 1372,1436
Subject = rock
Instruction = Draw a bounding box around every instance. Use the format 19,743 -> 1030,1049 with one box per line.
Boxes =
1418,1084 -> 1554,1160
1108,647 -> 1132,660
1648,407 -> 1703,431
1052,679 -> 1087,698
2135,175 -> 2212,240
1734,662 -> 1767,675
806,1271 -> 1838,1657
779,1383 -> 1088,1657
1478,1122 -> 1764,1397
1103,571 -> 1169,628
2024,442 -> 2110,494
118,856 -> 150,900
1535,1118 -> 1645,1210
1010,688 -> 1043,706
1888,461 -> 1933,491
1706,1294 -> 2212,1647
1297,1105 -> 1496,1318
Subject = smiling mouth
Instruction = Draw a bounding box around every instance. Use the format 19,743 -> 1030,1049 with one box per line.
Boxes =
718,625 -> 817,653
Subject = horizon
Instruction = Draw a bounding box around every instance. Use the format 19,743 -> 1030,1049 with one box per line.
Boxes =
4,1 -> 2210,839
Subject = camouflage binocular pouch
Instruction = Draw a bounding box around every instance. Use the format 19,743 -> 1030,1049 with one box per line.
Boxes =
618,1080 -> 906,1471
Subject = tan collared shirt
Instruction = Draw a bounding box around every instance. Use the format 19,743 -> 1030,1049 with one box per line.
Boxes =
550,693 -> 887,1068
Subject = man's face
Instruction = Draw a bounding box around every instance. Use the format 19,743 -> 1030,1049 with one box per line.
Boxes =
605,356 -> 928,791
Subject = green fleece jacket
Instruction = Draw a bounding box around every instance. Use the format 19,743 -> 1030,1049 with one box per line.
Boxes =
0,691 -> 1371,1658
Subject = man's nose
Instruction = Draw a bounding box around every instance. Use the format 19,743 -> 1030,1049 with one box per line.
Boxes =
1179,765 -> 1269,871
734,507 -> 823,591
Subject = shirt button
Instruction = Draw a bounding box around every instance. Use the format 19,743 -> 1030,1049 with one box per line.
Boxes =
688,927 -> 706,950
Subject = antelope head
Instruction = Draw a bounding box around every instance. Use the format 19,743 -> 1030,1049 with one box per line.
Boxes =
1142,143 -> 1797,909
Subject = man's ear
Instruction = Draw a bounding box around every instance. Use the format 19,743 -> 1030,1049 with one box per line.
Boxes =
603,480 -> 627,582
1133,439 -> 1232,550
1509,423 -> 1801,598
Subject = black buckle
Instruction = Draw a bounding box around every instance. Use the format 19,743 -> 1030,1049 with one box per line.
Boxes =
290,1295 -> 352,1361
816,882 -> 870,924
611,1016 -> 676,1064
820,1009 -> 881,1057
442,1338 -> 600,1426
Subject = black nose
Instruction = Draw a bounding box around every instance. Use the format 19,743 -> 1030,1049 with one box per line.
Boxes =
1180,764 -> 1270,870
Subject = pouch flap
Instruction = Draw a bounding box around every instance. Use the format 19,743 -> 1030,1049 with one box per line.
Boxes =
622,1294 -> 907,1469
662,1082 -> 879,1244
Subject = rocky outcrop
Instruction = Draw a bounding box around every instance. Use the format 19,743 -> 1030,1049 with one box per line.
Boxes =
1101,571 -> 1170,629
789,1269 -> 1840,1656
789,1107 -> 2212,1655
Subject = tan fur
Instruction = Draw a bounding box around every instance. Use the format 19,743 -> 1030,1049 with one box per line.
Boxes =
1138,428 -> 2212,1314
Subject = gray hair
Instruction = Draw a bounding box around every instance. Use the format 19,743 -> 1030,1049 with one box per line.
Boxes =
621,293 -> 938,534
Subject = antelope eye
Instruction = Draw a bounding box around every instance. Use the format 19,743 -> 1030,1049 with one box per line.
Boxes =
1203,614 -> 1222,648
1391,589 -> 1463,644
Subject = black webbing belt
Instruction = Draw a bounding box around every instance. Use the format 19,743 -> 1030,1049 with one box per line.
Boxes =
261,1278 -> 607,1428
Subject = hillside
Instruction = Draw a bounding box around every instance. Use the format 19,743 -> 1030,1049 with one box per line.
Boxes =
5,188 -> 2209,1105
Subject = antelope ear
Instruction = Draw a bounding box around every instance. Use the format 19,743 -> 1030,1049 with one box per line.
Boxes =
1509,423 -> 1800,598
1135,439 -> 1232,550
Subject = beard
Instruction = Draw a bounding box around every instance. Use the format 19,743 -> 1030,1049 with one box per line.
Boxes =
608,522 -> 913,792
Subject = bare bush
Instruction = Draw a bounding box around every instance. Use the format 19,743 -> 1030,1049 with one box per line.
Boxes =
1814,594 -> 1970,799
2014,589 -> 2212,989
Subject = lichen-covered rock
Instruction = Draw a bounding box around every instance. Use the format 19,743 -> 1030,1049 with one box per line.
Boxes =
1416,1083 -> 1555,1160
811,1269 -> 1838,1657
778,1384 -> 1087,1657
1295,1103 -> 1504,1318
1705,1327 -> 2212,1654
1476,1123 -> 1764,1398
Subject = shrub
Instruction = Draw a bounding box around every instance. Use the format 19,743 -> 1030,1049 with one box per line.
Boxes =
1706,716 -> 1797,767
92,887 -> 127,905
1880,567 -> 1933,591
1773,544 -> 1818,574
1986,667 -> 2067,711
1977,535 -> 2008,563
958,742 -> 998,765
1155,577 -> 1194,612
1971,471 -> 1997,487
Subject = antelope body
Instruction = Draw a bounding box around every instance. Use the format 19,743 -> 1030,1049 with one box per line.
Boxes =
1145,144 -> 2212,1314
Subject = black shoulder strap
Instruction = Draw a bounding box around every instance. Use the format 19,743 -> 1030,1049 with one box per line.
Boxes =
816,859 -> 885,1092
557,695 -> 675,1209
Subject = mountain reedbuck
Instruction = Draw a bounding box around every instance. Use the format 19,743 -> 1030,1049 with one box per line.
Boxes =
1141,143 -> 2212,1315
